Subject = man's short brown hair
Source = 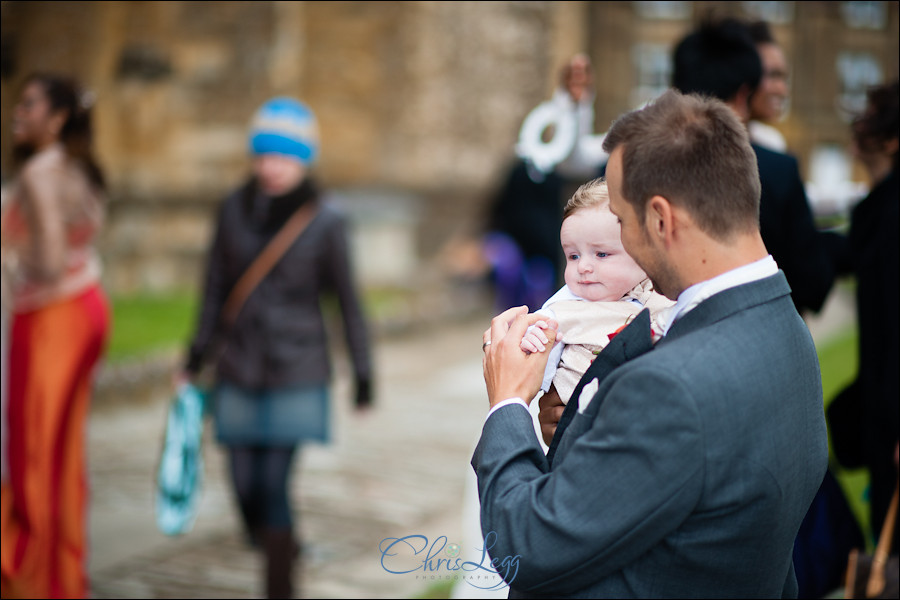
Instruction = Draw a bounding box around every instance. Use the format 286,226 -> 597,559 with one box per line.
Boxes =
602,89 -> 760,240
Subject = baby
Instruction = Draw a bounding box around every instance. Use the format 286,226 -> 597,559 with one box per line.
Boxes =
522,178 -> 673,405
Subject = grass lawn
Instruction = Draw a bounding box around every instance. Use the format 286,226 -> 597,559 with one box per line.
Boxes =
817,325 -> 873,547
415,579 -> 456,599
106,292 -> 199,362
106,286 -> 419,363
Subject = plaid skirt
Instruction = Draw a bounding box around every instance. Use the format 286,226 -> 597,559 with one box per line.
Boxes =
212,380 -> 330,446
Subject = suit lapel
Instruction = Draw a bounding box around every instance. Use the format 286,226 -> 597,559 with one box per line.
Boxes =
545,273 -> 793,468
659,271 -> 793,345
546,309 -> 654,466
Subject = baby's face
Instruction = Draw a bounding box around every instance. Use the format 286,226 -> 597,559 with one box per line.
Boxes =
560,205 -> 647,302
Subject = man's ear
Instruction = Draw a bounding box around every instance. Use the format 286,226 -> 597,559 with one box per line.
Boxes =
646,195 -> 674,246
730,83 -> 754,123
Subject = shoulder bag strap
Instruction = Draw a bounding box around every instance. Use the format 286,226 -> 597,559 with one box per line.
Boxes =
220,201 -> 318,328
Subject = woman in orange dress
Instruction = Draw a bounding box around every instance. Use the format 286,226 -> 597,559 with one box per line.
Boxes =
1,73 -> 109,599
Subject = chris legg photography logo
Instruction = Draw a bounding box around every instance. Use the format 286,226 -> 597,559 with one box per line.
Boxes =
378,531 -> 519,590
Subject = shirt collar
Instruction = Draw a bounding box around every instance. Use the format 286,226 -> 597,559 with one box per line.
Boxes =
656,255 -> 779,336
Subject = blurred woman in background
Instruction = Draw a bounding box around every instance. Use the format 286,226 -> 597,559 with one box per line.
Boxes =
834,79 -> 899,550
181,97 -> 373,599
1,72 -> 109,599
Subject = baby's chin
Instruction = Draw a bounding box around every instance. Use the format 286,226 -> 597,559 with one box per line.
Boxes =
572,283 -> 622,302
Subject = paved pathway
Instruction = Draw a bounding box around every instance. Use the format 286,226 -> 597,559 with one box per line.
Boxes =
87,310 -> 498,599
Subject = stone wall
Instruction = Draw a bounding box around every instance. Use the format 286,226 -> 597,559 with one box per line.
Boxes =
2,1 -> 897,295
1,0 -> 589,294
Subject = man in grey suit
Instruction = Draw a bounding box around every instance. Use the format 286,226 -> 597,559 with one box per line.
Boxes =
474,89 -> 827,598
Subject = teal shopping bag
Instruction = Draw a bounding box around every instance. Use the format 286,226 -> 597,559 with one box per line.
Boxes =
155,382 -> 207,536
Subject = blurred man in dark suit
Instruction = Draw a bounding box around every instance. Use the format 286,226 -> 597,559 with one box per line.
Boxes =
672,17 -> 843,315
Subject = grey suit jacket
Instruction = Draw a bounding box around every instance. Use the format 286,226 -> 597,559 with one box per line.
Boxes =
472,272 -> 828,598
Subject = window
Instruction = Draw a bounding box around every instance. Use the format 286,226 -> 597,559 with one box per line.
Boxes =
835,52 -> 883,122
840,1 -> 887,29
633,1 -> 691,20
741,1 -> 794,25
630,43 -> 671,109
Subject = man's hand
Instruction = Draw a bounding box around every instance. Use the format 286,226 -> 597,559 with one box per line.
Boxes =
482,306 -> 558,408
537,386 -> 565,446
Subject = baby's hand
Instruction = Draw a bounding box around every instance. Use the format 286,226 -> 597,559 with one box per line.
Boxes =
521,320 -> 552,354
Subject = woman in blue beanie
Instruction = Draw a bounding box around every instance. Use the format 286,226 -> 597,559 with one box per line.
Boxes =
180,97 -> 373,598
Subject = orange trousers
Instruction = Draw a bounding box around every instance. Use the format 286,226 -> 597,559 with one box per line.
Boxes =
1,286 -> 108,599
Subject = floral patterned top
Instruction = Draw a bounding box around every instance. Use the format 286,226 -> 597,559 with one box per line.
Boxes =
1,143 -> 104,313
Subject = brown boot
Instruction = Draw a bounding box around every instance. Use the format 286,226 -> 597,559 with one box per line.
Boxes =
264,527 -> 296,599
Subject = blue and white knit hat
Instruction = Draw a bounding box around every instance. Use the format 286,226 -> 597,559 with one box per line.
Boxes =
248,97 -> 319,165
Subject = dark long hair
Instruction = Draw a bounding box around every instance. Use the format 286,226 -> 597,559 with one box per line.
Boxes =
852,80 -> 900,172
15,72 -> 106,190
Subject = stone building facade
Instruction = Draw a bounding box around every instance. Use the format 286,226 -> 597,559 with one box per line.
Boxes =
1,1 -> 897,294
